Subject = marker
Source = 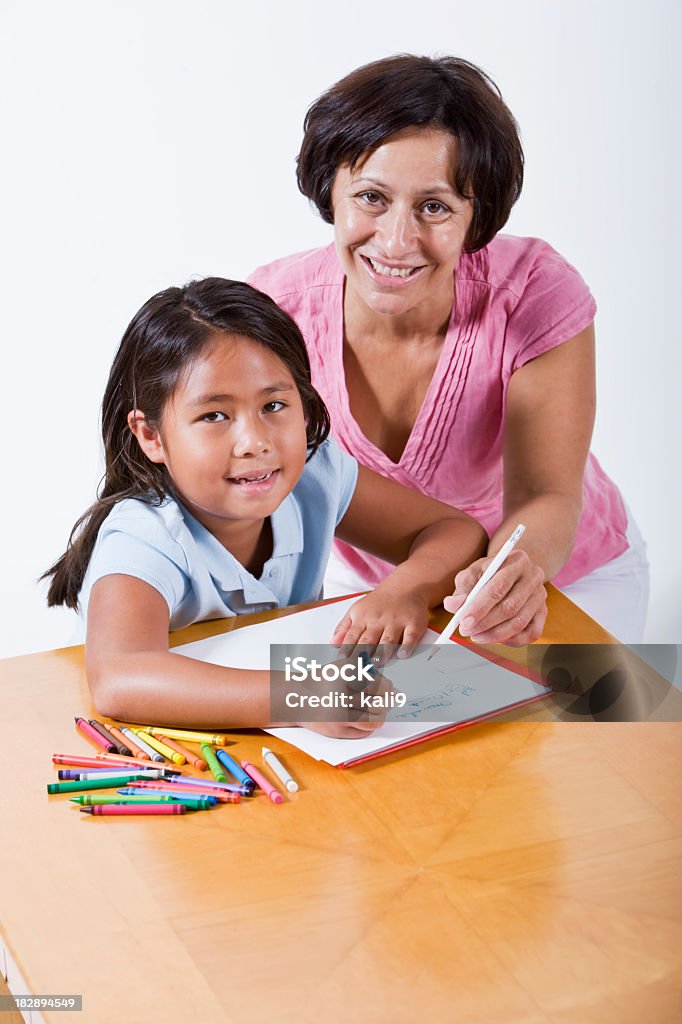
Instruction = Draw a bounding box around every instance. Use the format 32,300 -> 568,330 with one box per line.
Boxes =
123,729 -> 165,763
137,731 -> 184,765
215,749 -> 255,792
241,761 -> 284,804
74,716 -> 116,753
143,727 -> 229,746
47,775 -> 151,794
262,747 -> 299,793
102,724 -> 135,757
80,804 -> 187,816
125,779 -> 240,804
427,524 -> 527,661
117,788 -> 216,810
201,744 -> 228,783
156,734 -> 208,770
58,768 -> 174,781
88,719 -> 126,753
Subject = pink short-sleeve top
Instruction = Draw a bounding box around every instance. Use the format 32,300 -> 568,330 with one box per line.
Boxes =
248,235 -> 628,587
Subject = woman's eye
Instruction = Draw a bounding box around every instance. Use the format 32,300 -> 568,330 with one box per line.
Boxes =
263,401 -> 286,413
358,191 -> 383,206
422,200 -> 450,217
202,411 -> 227,422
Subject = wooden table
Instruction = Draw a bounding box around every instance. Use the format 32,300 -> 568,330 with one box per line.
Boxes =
1,588 -> 680,1023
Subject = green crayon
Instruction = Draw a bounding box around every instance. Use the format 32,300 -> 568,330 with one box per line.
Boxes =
69,794 -> 177,805
47,775 -> 149,794
201,743 -> 228,783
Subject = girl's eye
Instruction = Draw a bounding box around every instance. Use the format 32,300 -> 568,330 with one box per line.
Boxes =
263,401 -> 286,413
202,411 -> 227,422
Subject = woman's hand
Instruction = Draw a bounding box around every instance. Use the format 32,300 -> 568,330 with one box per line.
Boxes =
331,585 -> 430,660
444,549 -> 547,646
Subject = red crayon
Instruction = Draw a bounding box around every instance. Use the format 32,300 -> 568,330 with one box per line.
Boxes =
52,753 -> 186,772
127,779 -> 240,803
75,716 -> 116,753
80,804 -> 187,816
156,734 -> 208,771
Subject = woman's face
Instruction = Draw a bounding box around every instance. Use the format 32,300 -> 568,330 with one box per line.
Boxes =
331,126 -> 474,321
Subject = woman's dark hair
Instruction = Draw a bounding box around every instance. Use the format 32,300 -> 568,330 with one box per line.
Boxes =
43,278 -> 330,609
296,54 -> 524,252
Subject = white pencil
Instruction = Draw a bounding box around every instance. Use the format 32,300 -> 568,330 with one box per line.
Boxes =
262,747 -> 299,793
427,524 -> 526,661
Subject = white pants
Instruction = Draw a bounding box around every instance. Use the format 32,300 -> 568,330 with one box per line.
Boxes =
324,507 -> 650,644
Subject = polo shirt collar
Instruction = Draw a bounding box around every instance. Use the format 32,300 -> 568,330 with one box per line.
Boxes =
175,492 -> 303,594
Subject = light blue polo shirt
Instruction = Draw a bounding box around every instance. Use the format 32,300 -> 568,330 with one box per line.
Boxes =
78,439 -> 358,629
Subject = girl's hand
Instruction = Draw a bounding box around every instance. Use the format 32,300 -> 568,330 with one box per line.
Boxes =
443,549 -> 547,646
297,664 -> 396,739
330,587 -> 430,660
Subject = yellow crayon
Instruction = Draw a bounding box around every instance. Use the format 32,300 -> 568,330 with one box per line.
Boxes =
133,730 -> 184,765
143,726 -> 229,746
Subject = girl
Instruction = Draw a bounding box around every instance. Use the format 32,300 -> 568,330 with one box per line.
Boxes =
44,279 -> 486,738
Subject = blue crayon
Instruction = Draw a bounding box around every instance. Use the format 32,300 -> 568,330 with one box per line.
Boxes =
118,787 -> 218,808
215,749 -> 255,791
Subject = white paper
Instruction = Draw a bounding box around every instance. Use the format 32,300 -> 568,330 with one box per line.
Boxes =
173,598 -> 548,766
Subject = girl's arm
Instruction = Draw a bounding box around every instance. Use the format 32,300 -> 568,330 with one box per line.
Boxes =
86,574 -> 382,737
444,325 -> 596,645
330,468 -> 488,655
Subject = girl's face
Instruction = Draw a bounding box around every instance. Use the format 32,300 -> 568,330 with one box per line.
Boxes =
331,126 -> 474,321
133,334 -> 308,544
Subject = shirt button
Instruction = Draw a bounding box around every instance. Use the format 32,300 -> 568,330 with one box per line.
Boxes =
270,567 -> 278,577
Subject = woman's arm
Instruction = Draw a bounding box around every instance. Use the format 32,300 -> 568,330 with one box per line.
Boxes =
86,574 -> 381,737
331,466 -> 488,654
445,325 -> 596,644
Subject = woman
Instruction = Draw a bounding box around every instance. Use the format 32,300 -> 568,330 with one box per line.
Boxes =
249,55 -> 649,644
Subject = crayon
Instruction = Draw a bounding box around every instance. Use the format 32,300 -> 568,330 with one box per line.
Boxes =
58,768 -> 174,781
241,761 -> 284,804
122,779 -> 240,803
47,776 -> 150,794
201,744 -> 228,783
143,727 -> 229,746
101,724 -> 135,757
118,788 -> 216,810
215,749 -> 255,792
165,776 -> 250,796
88,719 -> 125,753
113,729 -> 151,760
137,732 -> 184,765
80,804 -> 187,815
53,753 -> 172,771
70,794 -> 179,805
262,747 -> 299,793
74,716 -> 116,753
156,734 -> 208,771
124,728 -> 165,763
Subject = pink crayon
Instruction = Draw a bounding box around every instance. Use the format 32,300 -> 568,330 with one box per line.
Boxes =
75,716 -> 116,753
241,760 -> 284,804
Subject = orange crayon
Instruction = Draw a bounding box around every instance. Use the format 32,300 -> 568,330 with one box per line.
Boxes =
157,734 -> 208,771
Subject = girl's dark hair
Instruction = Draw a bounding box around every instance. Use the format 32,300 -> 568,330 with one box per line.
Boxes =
297,54 -> 524,252
43,278 -> 330,609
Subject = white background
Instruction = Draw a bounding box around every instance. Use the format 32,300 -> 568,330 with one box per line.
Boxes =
1,0 -> 679,658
